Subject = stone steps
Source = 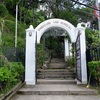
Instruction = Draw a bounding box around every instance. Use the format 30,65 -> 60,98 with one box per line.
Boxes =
37,74 -> 75,79
38,70 -> 75,75
49,63 -> 67,69
16,58 -> 98,97
37,79 -> 76,84
17,84 -> 98,95
38,72 -> 75,75
38,69 -> 74,72
50,58 -> 64,63
37,69 -> 75,79
11,94 -> 100,100
37,68 -> 75,79
37,62 -> 76,80
37,58 -> 75,79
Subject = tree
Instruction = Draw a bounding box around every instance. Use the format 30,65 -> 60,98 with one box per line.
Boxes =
0,4 -> 8,17
38,0 -> 95,24
59,10 -> 77,26
86,28 -> 99,48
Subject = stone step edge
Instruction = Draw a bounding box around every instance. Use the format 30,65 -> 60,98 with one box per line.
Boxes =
17,90 -> 98,95
37,69 -> 74,72
38,72 -> 75,74
37,81 -> 76,84
37,76 -> 75,78
38,73 -> 75,74
37,75 -> 75,77
37,79 -> 76,81
37,78 -> 75,80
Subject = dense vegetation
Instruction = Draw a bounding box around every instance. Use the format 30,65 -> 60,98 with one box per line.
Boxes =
0,55 -> 24,96
0,0 -> 99,48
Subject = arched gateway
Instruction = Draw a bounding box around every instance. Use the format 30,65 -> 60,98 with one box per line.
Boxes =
25,18 -> 87,85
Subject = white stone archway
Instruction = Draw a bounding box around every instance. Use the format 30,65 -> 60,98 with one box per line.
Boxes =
35,19 -> 76,43
25,18 -> 87,85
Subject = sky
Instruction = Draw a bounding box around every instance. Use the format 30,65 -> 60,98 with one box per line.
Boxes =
99,0 -> 100,3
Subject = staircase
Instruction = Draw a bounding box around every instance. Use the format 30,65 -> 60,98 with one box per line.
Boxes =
37,58 -> 75,80
16,58 -> 98,96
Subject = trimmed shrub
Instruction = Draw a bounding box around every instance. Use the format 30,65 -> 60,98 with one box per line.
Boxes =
88,61 -> 100,86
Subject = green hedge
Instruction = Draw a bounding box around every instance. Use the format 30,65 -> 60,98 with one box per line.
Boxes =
0,55 -> 24,94
88,61 -> 100,86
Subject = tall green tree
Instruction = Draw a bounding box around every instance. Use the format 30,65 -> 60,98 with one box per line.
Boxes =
0,4 -> 8,17
86,28 -> 99,48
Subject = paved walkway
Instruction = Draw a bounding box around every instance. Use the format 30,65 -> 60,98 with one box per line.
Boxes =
17,84 -> 98,95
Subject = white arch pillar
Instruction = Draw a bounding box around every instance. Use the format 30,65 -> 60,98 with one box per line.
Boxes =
69,43 -> 72,57
76,24 -> 87,84
25,25 -> 36,85
64,38 -> 69,61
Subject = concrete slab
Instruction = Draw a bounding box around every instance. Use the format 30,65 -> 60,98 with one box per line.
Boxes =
11,95 -> 100,100
19,84 -> 96,91
18,84 -> 97,95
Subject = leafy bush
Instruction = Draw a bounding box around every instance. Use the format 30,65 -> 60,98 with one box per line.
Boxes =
0,67 -> 17,88
67,57 -> 74,68
9,62 -> 24,80
37,44 -> 44,68
0,61 -> 24,93
88,61 -> 100,77
0,67 -> 12,82
86,29 -> 99,48
0,61 -> 24,83
0,66 -> 18,95
88,61 -> 100,86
